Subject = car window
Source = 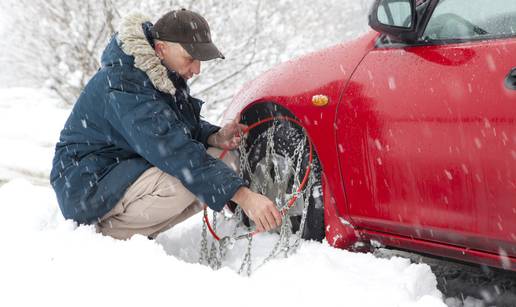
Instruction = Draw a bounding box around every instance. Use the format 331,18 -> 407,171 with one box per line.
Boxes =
423,0 -> 516,41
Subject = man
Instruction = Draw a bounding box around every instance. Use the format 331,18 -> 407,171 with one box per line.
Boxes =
50,9 -> 281,240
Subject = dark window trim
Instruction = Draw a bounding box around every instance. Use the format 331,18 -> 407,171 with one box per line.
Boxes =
375,32 -> 516,49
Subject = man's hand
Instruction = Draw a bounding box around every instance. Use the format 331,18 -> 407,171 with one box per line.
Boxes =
208,117 -> 248,150
231,187 -> 282,232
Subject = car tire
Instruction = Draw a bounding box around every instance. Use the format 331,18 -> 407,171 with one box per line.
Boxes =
240,109 -> 325,241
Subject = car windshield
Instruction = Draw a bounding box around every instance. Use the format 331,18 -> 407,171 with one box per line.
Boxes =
423,0 -> 516,40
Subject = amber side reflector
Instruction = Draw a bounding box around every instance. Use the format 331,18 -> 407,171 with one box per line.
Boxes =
312,95 -> 329,107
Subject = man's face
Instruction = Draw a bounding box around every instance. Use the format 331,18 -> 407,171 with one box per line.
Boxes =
155,41 -> 201,80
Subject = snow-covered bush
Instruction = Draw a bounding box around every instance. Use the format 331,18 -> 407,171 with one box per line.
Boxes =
0,0 -> 372,113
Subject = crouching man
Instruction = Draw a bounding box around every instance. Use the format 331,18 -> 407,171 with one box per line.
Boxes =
50,9 -> 281,240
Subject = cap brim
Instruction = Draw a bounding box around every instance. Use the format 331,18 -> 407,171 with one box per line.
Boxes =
181,42 -> 225,61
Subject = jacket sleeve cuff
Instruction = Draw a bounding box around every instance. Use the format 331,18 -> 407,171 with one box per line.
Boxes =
204,177 -> 248,212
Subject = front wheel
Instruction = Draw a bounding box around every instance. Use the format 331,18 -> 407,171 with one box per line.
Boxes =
240,114 -> 325,241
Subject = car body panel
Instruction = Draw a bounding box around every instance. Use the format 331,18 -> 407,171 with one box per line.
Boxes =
363,229 -> 515,271
223,32 -> 378,223
337,37 -> 516,259
223,20 -> 516,270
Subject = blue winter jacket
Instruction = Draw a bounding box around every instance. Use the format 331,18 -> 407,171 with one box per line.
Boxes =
50,34 -> 246,224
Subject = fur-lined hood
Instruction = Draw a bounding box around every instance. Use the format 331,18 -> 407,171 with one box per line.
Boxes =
117,13 -> 175,95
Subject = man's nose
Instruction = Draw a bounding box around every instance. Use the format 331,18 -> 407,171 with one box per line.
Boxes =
192,60 -> 201,75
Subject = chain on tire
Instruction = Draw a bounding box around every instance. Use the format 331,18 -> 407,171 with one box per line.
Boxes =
199,121 -> 317,275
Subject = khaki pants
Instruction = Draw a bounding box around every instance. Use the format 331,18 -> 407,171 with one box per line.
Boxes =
96,147 -> 239,240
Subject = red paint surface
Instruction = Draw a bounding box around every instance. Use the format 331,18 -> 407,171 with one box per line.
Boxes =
338,38 -> 516,261
223,31 -> 516,271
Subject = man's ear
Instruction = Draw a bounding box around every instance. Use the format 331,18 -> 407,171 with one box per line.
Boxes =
154,42 -> 165,60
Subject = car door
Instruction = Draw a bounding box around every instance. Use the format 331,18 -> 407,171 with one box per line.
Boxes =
336,0 -> 516,256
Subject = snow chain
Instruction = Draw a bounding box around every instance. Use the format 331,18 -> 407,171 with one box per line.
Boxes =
199,118 -> 316,275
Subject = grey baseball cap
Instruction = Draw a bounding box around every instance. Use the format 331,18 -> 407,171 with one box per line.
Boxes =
152,8 -> 225,61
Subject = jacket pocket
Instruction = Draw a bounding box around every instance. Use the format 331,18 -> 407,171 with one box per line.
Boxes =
151,110 -> 172,136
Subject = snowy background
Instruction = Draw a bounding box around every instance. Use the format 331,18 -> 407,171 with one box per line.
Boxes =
0,1 -> 510,307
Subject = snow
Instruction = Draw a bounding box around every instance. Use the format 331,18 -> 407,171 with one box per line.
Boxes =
0,88 -> 69,184
0,87 -> 453,307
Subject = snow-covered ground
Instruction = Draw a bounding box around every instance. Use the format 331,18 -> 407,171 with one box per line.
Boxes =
0,87 -> 494,307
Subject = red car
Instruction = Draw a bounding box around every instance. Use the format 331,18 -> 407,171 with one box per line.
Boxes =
222,0 -> 516,271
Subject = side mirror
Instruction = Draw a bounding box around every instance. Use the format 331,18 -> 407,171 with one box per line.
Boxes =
369,0 -> 418,42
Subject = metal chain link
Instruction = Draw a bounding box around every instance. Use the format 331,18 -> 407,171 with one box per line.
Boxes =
199,214 -> 209,264
237,233 -> 253,276
208,210 -> 221,269
290,170 -> 315,254
199,122 -> 314,275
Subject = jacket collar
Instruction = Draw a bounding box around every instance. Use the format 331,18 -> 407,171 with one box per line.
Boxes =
117,13 -> 176,95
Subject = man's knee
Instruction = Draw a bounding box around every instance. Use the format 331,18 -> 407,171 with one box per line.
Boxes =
96,167 -> 199,239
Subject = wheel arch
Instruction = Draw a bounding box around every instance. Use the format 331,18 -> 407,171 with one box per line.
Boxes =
239,101 -> 360,245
